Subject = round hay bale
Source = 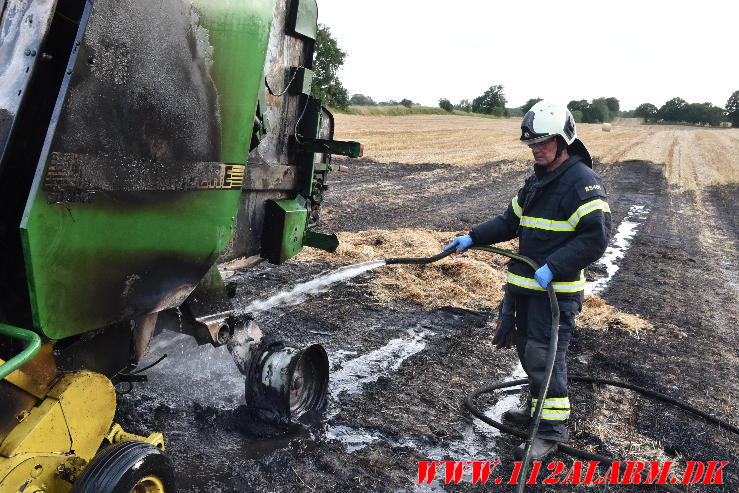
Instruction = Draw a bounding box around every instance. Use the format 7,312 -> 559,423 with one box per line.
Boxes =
601,122 -> 612,132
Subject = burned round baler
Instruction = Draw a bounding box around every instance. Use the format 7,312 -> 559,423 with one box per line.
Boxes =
0,0 -> 359,490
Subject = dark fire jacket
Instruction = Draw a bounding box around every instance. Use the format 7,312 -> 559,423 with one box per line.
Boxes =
469,155 -> 612,303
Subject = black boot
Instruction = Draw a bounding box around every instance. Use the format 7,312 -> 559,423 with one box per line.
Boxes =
513,437 -> 558,461
502,402 -> 531,425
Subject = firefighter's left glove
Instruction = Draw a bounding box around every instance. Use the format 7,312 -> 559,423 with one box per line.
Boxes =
492,291 -> 515,349
493,312 -> 515,349
534,264 -> 553,288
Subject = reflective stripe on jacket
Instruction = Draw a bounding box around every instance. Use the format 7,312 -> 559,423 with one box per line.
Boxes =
469,155 -> 612,301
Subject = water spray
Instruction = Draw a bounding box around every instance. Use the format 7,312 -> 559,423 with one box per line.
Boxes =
190,260 -> 390,424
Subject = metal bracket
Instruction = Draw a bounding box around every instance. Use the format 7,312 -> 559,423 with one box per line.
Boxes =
297,138 -> 363,158
303,231 -> 338,252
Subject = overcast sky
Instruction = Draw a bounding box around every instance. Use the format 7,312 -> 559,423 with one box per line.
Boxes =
316,0 -> 738,110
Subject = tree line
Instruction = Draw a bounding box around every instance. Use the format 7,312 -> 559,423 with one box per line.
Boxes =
438,85 -> 509,116
312,26 -> 738,127
349,94 -> 415,107
627,93 -> 739,127
436,92 -> 622,123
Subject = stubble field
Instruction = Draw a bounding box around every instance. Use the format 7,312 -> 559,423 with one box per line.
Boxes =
332,114 -> 739,189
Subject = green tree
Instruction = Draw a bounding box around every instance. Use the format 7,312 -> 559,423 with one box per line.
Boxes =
350,94 -> 375,106
568,100 -> 590,113
471,84 -> 507,115
312,25 -> 349,109
520,98 -> 542,114
657,97 -> 688,122
567,99 -> 615,123
399,98 -> 413,108
456,99 -> 472,112
605,97 -> 620,113
634,103 -> 658,121
726,90 -> 739,127
684,102 -> 722,125
584,100 -> 610,123
438,98 -> 453,112
705,106 -> 725,127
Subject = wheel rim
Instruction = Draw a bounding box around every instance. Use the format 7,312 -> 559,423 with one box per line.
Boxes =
131,475 -> 166,493
289,351 -> 318,414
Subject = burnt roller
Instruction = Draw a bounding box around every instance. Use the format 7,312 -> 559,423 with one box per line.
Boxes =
0,0 -> 361,491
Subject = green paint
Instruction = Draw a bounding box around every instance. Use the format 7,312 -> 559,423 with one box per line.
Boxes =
192,0 -> 276,165
294,67 -> 314,95
20,0 -> 278,339
262,199 -> 308,264
303,231 -> 338,252
300,96 -> 323,197
21,192 -> 241,338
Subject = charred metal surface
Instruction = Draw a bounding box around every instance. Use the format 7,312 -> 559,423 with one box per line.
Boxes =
0,108 -> 12,168
244,164 -> 299,191
294,95 -> 322,197
317,107 -> 334,161
132,313 -> 158,363
184,266 -> 233,319
220,189 -> 294,261
180,265 -> 236,347
0,0 -> 89,329
226,318 -> 264,374
0,0 -> 57,172
43,152 -> 244,202
220,0 -> 320,262
54,321 -> 133,376
245,341 -> 328,423
104,254 -> 212,323
305,107 -> 335,224
47,0 -> 220,176
19,0 -> 265,338
256,0 -> 313,167
161,305 -> 221,347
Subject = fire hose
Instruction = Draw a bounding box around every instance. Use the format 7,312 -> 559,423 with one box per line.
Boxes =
385,246 -> 739,493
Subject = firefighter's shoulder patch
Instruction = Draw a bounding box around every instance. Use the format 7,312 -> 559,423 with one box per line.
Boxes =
576,180 -> 606,201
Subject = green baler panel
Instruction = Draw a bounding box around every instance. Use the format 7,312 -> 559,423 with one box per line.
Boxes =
289,0 -> 318,40
262,199 -> 308,264
20,0 -> 277,340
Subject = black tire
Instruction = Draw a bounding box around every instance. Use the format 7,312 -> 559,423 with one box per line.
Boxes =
72,441 -> 176,493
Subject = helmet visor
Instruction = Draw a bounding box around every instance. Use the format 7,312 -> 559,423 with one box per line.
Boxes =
521,134 -> 555,147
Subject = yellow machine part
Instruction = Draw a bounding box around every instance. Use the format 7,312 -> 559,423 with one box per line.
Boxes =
0,371 -> 116,492
106,423 -> 166,451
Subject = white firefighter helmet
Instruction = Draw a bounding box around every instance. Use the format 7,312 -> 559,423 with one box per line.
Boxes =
520,100 -> 593,167
520,100 -> 577,145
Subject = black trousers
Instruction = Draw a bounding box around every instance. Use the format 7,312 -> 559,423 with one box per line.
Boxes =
513,294 -> 579,441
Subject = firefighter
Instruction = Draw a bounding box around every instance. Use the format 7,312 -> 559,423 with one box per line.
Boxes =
446,100 -> 612,460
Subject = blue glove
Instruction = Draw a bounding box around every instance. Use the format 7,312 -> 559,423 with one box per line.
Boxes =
534,264 -> 553,288
445,234 -> 473,253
